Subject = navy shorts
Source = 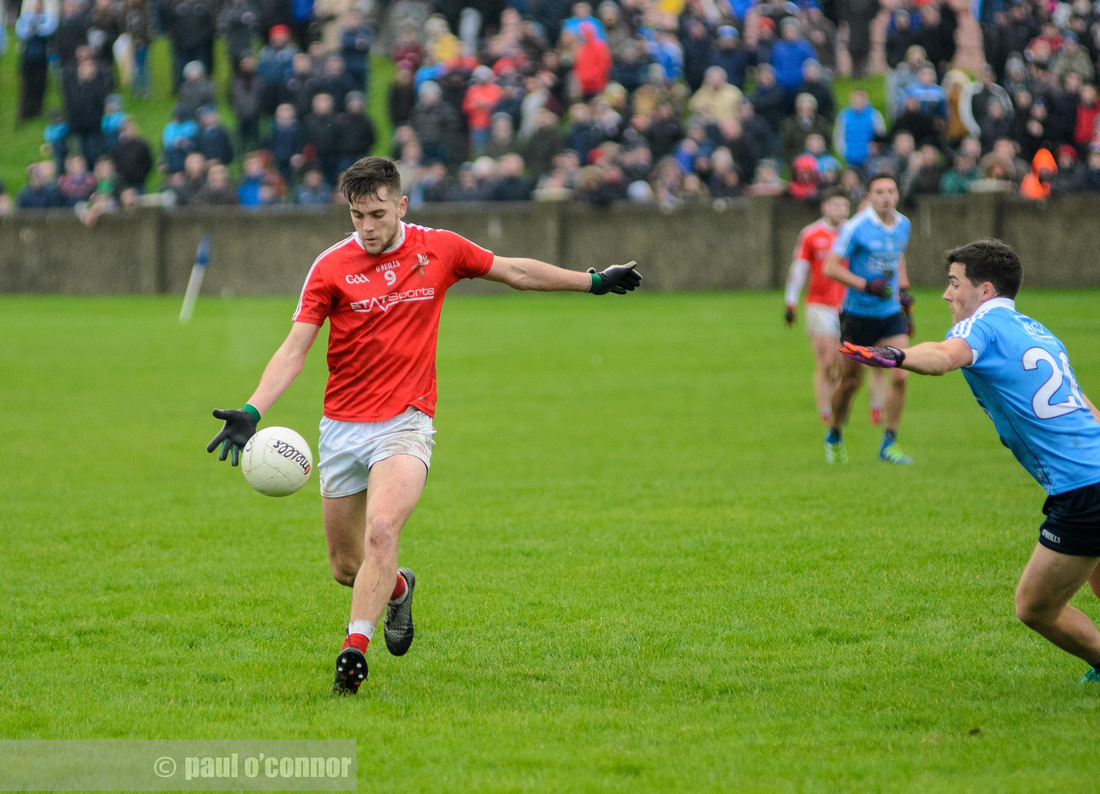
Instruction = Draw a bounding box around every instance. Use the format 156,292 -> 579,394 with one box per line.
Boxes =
839,312 -> 909,346
1038,481 -> 1100,556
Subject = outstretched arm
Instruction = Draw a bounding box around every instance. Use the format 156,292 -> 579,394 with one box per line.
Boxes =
482,256 -> 640,294
839,337 -> 974,376
482,256 -> 590,292
896,338 -> 974,375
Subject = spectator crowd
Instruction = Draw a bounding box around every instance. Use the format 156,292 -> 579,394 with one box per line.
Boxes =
8,0 -> 1100,216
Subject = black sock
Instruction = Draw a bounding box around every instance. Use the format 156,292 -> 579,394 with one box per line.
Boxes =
883,429 -> 897,444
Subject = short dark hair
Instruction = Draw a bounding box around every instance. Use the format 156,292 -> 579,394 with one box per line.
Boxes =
819,186 -> 846,203
944,239 -> 1023,298
867,171 -> 897,189
340,156 -> 402,204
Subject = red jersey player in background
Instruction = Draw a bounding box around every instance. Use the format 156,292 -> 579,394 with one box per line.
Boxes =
207,157 -> 641,695
784,188 -> 887,426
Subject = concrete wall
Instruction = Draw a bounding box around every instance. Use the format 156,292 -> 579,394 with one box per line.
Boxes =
0,209 -> 163,294
2,195 -> 1099,294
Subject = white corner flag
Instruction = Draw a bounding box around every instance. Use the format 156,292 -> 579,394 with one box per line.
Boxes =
179,234 -> 212,324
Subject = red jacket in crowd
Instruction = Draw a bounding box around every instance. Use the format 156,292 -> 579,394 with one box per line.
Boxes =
574,22 -> 612,97
463,82 -> 504,131
1075,102 -> 1100,148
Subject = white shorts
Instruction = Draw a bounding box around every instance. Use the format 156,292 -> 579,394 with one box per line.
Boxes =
317,408 -> 436,498
805,303 -> 841,339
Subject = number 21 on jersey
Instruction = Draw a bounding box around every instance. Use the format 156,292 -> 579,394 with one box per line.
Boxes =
1023,347 -> 1086,419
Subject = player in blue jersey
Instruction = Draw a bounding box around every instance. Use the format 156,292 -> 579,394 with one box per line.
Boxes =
823,173 -> 915,465
840,239 -> 1100,680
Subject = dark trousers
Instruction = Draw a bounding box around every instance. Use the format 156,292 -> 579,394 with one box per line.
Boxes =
238,117 -> 261,154
51,137 -> 70,175
319,156 -> 339,188
19,58 -> 49,122
291,19 -> 312,51
173,44 -> 214,92
75,131 -> 104,167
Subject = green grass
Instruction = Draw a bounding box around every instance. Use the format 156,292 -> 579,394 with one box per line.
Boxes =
0,37 -> 395,193
3,289 -> 1100,790
833,75 -> 888,116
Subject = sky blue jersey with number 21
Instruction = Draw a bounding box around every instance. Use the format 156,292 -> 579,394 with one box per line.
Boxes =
946,297 -> 1100,495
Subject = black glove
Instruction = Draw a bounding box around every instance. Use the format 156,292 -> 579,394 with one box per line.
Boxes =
206,407 -> 259,466
899,287 -> 914,308
863,278 -> 893,299
587,260 -> 641,295
785,306 -> 796,327
903,304 -> 915,336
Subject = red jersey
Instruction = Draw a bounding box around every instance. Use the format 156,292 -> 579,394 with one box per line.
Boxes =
293,223 -> 495,422
794,219 -> 846,308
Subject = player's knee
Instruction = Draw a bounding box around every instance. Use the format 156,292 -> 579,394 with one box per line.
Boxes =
366,515 -> 401,550
892,368 -> 909,386
330,557 -> 359,587
1014,591 -> 1053,630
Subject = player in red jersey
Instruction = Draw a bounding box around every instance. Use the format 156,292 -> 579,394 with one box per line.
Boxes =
207,157 -> 641,695
785,189 -> 887,426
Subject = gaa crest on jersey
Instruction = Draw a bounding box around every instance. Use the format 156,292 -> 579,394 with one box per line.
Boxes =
1016,316 -> 1056,342
345,273 -> 370,284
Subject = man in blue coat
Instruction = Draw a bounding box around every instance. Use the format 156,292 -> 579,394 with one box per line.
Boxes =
770,17 -> 815,111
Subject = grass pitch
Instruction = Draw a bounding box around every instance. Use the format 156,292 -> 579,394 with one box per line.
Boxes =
3,289 -> 1100,791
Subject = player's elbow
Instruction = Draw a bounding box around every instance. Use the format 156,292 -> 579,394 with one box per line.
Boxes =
506,270 -> 537,291
506,260 -> 553,291
277,346 -> 310,374
489,259 -> 536,291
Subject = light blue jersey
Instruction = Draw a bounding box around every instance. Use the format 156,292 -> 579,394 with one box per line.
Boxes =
833,207 -> 911,318
947,297 -> 1100,495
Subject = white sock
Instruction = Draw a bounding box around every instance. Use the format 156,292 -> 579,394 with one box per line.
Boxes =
348,620 -> 375,640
